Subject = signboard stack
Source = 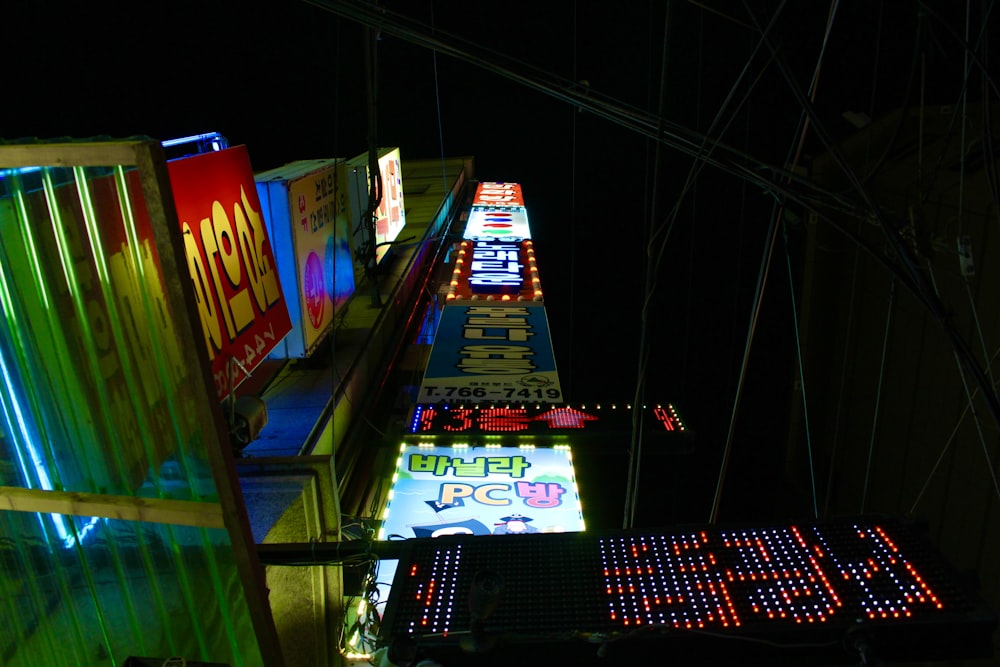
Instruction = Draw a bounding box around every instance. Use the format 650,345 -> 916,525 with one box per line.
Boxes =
419,182 -> 563,405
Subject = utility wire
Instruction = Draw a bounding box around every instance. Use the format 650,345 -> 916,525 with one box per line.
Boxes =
910,343 -> 1000,513
742,2 -> 1000,433
926,264 -> 1000,504
568,0 -> 578,401
429,1 -> 449,212
710,201 -> 781,524
825,0 -> 885,518
303,0 -> 870,225
624,0 -> 672,531
711,0 -> 837,523
860,279 -> 894,515
783,219 -> 818,519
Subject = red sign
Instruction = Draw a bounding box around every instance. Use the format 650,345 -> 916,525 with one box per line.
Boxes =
472,181 -> 525,208
167,146 -> 292,400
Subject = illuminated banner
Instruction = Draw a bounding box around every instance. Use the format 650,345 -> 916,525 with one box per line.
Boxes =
408,403 -> 686,439
372,147 -> 406,263
379,444 -> 584,540
472,181 -> 524,208
255,159 -> 355,358
446,238 -> 542,302
463,207 -> 532,240
417,304 -> 562,403
168,146 -> 292,400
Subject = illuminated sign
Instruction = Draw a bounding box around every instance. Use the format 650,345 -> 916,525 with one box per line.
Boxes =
408,403 -> 686,439
168,146 -> 293,400
463,207 -> 532,240
255,159 -> 355,358
472,181 -> 524,208
382,519 -> 991,656
372,148 -> 406,263
446,238 -> 542,302
418,304 -> 562,403
346,147 -> 407,268
379,444 -> 585,541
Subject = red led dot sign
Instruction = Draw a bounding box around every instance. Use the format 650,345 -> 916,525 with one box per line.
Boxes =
409,403 -> 687,438
382,518 -> 989,660
602,523 -> 949,632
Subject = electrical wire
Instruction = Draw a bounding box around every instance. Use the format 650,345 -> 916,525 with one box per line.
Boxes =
429,0 -> 450,209
823,230 -> 862,518
926,264 -> 1000,504
711,0 -> 837,523
303,0 -> 872,227
710,199 -> 781,524
626,0 -> 788,527
783,219 -> 818,519
860,279 -> 894,515
567,0 -> 577,401
910,343 -> 1000,513
824,0 -> 887,518
743,2 -> 1000,434
623,0 -> 672,531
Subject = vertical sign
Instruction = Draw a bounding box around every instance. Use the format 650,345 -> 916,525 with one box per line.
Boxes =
418,303 -> 562,402
168,146 -> 292,400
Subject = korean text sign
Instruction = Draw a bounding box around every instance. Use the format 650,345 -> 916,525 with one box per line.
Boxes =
418,303 -> 562,402
167,146 -> 292,400
380,445 -> 585,540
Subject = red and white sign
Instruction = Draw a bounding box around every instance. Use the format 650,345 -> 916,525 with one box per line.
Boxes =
463,207 -> 532,240
168,146 -> 292,400
472,181 -> 525,208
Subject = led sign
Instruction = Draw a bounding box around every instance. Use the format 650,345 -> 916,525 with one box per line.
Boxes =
408,403 -> 686,439
380,518 -> 993,659
446,238 -> 542,302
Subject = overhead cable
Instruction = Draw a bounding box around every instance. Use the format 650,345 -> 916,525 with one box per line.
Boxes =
742,2 -> 1000,432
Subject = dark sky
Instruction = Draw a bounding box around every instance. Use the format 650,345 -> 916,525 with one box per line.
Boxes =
2,0 -> 977,526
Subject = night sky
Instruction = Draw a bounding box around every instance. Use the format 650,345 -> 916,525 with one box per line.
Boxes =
2,1 -> 975,528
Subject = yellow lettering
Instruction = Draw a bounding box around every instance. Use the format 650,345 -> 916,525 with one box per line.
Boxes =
459,345 -> 535,359
473,484 -> 511,506
183,222 -> 223,357
439,483 -> 473,505
236,186 -> 281,312
202,212 -> 235,339
213,205 -> 254,335
465,306 -> 529,317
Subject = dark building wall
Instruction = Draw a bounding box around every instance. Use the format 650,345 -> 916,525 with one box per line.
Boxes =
790,104 -> 1000,630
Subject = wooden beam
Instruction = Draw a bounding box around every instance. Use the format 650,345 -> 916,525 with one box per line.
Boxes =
0,141 -> 144,168
0,486 -> 225,529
